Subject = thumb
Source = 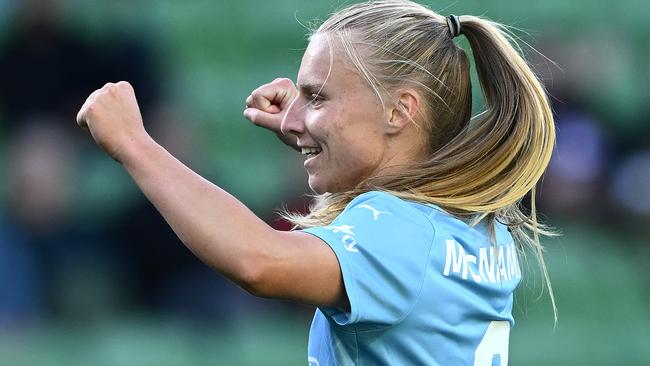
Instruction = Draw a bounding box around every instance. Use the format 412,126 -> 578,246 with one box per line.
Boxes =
265,104 -> 281,114
243,108 -> 282,132
247,94 -> 282,114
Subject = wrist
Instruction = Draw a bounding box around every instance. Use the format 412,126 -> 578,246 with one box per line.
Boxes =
117,132 -> 159,168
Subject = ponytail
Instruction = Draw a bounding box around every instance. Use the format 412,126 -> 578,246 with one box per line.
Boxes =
459,16 -> 557,323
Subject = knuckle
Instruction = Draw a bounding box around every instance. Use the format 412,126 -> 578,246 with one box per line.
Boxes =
117,81 -> 133,90
252,84 -> 267,95
76,116 -> 87,127
274,77 -> 289,84
108,84 -> 118,93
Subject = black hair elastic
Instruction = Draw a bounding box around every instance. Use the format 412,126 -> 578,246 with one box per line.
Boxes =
446,15 -> 461,38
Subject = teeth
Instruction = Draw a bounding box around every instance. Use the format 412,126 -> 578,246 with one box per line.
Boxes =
301,147 -> 322,156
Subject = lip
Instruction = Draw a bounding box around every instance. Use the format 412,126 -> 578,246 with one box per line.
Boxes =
303,151 -> 321,170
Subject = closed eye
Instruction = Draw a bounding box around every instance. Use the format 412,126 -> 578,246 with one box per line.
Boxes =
309,93 -> 325,107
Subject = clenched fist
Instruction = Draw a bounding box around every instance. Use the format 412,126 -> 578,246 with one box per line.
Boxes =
244,78 -> 299,150
76,81 -> 149,163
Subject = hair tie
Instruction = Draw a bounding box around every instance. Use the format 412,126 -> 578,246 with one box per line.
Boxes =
446,15 -> 461,38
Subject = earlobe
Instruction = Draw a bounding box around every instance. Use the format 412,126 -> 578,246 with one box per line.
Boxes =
387,89 -> 421,134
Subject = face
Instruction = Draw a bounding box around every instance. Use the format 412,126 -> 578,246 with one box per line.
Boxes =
282,34 -> 390,194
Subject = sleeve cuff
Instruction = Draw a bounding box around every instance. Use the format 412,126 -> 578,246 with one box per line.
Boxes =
302,227 -> 360,326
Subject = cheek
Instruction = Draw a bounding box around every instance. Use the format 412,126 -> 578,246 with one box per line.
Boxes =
309,102 -> 385,178
327,136 -> 384,184
333,121 -> 383,165
304,110 -> 328,139
346,145 -> 382,173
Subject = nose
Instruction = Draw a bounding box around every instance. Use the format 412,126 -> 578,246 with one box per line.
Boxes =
280,96 -> 305,137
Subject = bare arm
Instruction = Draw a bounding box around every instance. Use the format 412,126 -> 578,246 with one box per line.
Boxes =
76,81 -> 347,307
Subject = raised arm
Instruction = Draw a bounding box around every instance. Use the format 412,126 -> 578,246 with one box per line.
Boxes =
76,81 -> 347,308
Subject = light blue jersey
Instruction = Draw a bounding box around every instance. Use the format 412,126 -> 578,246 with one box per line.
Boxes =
302,191 -> 521,365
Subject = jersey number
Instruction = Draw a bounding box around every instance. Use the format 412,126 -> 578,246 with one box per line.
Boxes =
474,321 -> 510,366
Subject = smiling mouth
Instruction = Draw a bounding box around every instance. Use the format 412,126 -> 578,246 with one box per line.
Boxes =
301,147 -> 322,157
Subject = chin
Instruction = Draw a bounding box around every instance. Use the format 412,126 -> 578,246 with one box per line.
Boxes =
308,176 -> 328,195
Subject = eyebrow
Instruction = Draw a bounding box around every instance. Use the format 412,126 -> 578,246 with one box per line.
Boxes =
297,83 -> 326,94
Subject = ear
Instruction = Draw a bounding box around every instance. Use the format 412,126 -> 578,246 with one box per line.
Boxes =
385,88 -> 421,135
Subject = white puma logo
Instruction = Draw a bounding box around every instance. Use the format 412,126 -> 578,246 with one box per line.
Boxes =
308,356 -> 321,366
357,204 -> 391,221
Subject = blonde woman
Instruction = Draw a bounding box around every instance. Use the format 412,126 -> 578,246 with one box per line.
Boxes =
77,1 -> 555,364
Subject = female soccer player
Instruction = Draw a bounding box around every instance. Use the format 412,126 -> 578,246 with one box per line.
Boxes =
76,1 -> 555,364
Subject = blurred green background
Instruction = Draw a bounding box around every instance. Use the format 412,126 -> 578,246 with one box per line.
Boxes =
0,0 -> 648,365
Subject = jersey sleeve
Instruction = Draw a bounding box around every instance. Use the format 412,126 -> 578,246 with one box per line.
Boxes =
302,191 -> 435,328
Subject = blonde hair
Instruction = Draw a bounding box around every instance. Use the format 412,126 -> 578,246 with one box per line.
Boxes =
284,0 -> 557,320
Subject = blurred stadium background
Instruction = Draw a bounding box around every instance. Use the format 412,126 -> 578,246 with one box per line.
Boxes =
0,0 -> 648,364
